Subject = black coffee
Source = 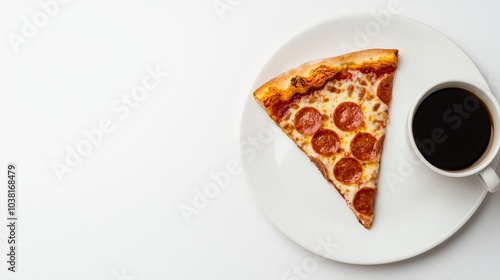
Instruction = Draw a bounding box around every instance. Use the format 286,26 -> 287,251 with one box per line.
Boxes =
412,87 -> 493,171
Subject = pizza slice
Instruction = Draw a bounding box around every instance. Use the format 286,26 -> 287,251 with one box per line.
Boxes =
253,49 -> 398,229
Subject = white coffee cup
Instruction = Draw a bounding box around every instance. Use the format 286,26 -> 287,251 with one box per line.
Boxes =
408,80 -> 500,192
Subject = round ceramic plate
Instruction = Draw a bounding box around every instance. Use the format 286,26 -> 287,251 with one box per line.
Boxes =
239,13 -> 497,265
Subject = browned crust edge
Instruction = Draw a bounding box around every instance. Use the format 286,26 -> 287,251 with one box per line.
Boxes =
253,49 -> 399,121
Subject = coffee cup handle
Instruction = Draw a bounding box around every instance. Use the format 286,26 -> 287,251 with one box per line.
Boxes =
477,166 -> 500,193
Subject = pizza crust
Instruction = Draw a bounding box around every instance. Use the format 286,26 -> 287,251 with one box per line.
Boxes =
253,49 -> 399,229
254,49 -> 398,113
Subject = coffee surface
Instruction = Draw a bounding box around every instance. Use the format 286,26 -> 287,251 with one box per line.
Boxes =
412,87 -> 492,170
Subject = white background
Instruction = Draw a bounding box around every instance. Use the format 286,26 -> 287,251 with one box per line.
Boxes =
1,0 -> 500,279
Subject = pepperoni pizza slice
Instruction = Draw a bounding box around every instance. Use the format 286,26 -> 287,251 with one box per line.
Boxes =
253,49 -> 398,229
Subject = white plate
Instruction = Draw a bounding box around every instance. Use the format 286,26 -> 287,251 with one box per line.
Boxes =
239,13 -> 498,265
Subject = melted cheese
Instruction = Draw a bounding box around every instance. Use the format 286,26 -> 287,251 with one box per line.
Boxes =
278,70 -> 390,207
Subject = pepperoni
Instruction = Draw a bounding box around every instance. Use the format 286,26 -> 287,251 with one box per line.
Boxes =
272,100 -> 289,119
353,187 -> 376,215
333,157 -> 362,185
351,133 -> 378,161
310,157 -> 328,179
333,102 -> 364,131
375,135 -> 385,155
294,107 -> 323,135
311,130 -> 340,156
377,73 -> 394,105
